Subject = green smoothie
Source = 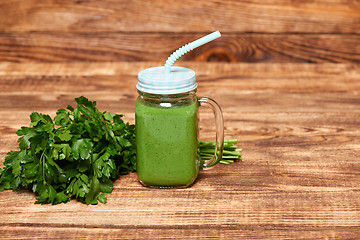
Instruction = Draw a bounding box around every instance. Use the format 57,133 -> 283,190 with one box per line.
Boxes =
135,100 -> 199,187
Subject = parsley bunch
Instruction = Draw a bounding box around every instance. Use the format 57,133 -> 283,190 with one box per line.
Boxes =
0,97 -> 136,205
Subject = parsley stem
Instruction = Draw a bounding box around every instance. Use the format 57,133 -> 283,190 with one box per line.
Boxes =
40,149 -> 47,184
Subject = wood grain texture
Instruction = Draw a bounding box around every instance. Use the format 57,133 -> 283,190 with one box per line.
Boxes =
0,33 -> 359,63
1,0 -> 359,238
0,62 -> 360,239
0,0 -> 359,34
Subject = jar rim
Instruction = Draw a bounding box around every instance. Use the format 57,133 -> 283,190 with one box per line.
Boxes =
137,89 -> 197,98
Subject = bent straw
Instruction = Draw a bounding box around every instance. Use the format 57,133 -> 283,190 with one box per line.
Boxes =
164,31 -> 221,73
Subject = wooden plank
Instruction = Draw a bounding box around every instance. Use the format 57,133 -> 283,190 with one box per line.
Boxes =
1,61 -> 359,78
0,33 -> 359,63
0,0 -> 359,33
0,62 -> 360,238
1,225 -> 360,239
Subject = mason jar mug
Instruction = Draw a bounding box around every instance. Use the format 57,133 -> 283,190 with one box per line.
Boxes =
135,66 -> 224,188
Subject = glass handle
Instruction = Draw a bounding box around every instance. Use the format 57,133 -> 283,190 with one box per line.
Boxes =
198,97 -> 224,168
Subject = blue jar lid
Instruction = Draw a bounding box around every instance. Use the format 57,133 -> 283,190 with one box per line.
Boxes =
137,66 -> 197,94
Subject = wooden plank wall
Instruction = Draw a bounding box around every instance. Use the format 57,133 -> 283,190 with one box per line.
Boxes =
0,0 -> 359,63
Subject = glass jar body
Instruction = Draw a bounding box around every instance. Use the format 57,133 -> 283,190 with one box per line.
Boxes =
135,90 -> 200,188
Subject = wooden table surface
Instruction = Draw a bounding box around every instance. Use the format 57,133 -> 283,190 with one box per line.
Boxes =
0,62 -> 359,239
